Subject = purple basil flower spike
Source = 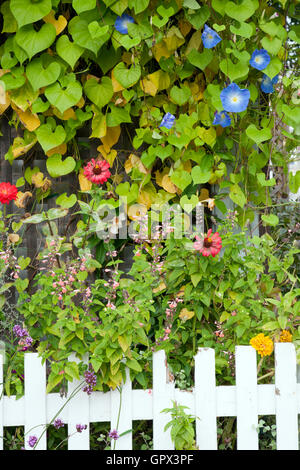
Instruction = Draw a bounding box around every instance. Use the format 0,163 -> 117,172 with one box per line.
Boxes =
76,424 -> 87,433
28,435 -> 37,448
109,429 -> 119,440
53,418 -> 64,429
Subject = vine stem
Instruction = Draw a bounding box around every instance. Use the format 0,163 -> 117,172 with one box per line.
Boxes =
32,381 -> 85,450
113,385 -> 123,450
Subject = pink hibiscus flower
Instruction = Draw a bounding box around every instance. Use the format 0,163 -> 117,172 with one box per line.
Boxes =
194,229 -> 222,257
83,159 -> 111,185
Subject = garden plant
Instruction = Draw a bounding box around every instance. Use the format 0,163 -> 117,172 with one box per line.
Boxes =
0,0 -> 299,451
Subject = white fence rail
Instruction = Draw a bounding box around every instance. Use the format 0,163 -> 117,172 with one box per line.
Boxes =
0,343 -> 299,450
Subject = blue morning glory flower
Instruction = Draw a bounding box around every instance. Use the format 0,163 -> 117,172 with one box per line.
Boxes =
261,74 -> 279,93
201,24 -> 222,49
159,112 -> 176,129
249,49 -> 271,71
220,83 -> 250,113
213,111 -> 231,127
114,13 -> 134,34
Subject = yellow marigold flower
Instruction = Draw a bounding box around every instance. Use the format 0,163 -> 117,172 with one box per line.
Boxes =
249,333 -> 274,357
280,329 -> 292,343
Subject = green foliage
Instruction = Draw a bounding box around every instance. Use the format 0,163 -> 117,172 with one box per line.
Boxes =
162,401 -> 197,450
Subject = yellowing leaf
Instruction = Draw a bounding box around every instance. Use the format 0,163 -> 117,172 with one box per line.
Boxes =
14,191 -> 32,208
13,106 -> 40,131
53,107 -> 77,121
187,82 -> 204,102
31,172 -> 44,188
125,154 -> 147,174
127,204 -> 147,220
76,96 -> 85,108
79,170 -> 92,191
179,19 -> 192,37
97,145 -> 117,166
162,174 -> 177,193
111,69 -> 125,92
179,308 -> 195,322
138,184 -> 157,209
186,30 -> 203,56
46,143 -> 67,157
11,135 -> 37,159
153,281 -> 167,293
140,78 -> 158,96
0,92 -> 10,114
199,188 -> 210,201
147,70 -> 170,91
100,125 -> 121,152
43,10 -> 67,35
152,41 -> 172,62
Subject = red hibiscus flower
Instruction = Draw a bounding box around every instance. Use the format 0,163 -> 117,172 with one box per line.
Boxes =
83,159 -> 111,185
0,182 -> 18,204
194,229 -> 222,257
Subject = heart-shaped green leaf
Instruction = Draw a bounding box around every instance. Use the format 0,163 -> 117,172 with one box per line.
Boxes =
246,124 -> 272,144
180,195 -> 199,212
26,57 -> 61,91
212,0 -> 226,15
46,154 -> 76,178
45,75 -> 82,114
225,0 -> 258,22
115,182 -> 139,204
15,24 -> 56,60
191,166 -> 212,184
257,173 -> 276,186
72,0 -> 96,14
229,184 -> 247,208
84,77 -> 113,109
170,85 -> 192,105
56,193 -> 77,208
1,68 -> 26,90
69,16 -> 106,55
261,36 -> 282,55
187,49 -> 213,71
220,59 -> 249,81
36,124 -> 66,153
118,35 -> 141,51
88,21 -> 109,39
113,62 -> 141,88
56,35 -> 84,69
170,170 -> 192,191
263,57 -> 282,80
261,214 -> 279,226
10,0 -> 52,28
152,15 -> 169,28
230,22 -> 255,38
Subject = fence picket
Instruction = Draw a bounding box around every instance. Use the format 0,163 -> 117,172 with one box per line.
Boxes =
67,354 -> 90,450
24,353 -> 47,450
275,343 -> 298,450
152,349 -> 175,450
235,346 -> 259,450
0,356 -> 3,450
0,345 -> 299,450
110,369 -> 132,450
195,348 -> 217,450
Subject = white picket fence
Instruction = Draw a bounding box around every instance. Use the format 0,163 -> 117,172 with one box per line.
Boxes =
0,343 -> 299,450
